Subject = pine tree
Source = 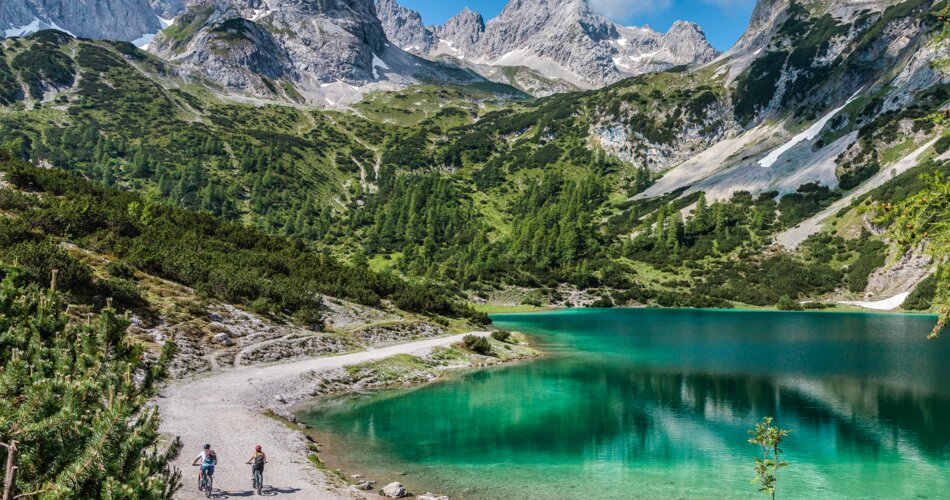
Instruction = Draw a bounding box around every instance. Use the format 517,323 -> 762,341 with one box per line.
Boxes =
0,268 -> 181,499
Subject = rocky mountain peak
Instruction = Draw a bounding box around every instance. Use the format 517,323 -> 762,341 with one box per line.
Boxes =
376,0 -> 434,53
432,7 -> 485,56
148,0 -> 389,98
1,0 -> 161,41
148,0 -> 485,105
378,0 -> 718,91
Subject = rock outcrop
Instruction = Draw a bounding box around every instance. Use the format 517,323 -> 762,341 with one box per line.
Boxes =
1,0 -> 161,41
157,14 -> 297,94
432,7 -> 485,58
149,0 -> 187,19
149,0 -> 485,104
376,0 -> 434,53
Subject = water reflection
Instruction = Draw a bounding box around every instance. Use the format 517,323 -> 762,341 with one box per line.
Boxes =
308,360 -> 950,466
299,310 -> 950,498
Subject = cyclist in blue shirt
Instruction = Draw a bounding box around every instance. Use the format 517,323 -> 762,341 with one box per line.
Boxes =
192,443 -> 218,484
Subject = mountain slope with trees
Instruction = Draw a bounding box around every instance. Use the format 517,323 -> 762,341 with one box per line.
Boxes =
0,0 -> 947,318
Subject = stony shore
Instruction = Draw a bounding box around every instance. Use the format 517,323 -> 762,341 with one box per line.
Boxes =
159,327 -> 539,499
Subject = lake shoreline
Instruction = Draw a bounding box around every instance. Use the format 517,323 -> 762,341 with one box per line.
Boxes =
283,331 -> 542,498
159,331 -> 542,500
485,303 -> 939,317
289,308 -> 948,500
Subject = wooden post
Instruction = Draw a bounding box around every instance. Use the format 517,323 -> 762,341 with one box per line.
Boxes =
1,440 -> 17,500
50,269 -> 58,293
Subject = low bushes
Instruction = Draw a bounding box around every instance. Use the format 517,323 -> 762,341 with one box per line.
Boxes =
490,330 -> 511,342
462,334 -> 492,355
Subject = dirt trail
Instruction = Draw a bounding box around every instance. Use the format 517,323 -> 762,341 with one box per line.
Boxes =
162,333 -> 486,499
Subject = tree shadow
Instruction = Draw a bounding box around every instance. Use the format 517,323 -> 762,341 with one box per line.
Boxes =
205,485 -> 301,497
261,485 -> 302,496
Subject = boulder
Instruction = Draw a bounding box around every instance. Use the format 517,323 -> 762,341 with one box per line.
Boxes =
418,493 -> 449,500
213,332 -> 233,346
381,482 -> 408,497
356,480 -> 374,490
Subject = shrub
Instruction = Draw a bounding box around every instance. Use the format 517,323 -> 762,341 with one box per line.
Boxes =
294,304 -> 324,331
777,295 -> 803,311
7,239 -> 93,293
0,269 -> 180,497
903,272 -> 937,311
106,260 -> 136,279
462,334 -> 491,355
590,295 -> 615,308
935,135 -> 950,155
847,238 -> 886,293
98,277 -> 146,307
490,329 -> 511,342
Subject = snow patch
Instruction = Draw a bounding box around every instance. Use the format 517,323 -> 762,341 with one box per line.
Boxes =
4,17 -> 73,38
372,54 -> 389,80
839,293 -> 910,311
5,18 -> 44,37
613,50 -> 659,70
133,33 -> 156,48
758,90 -> 861,168
134,15 -> 175,49
630,51 -> 659,62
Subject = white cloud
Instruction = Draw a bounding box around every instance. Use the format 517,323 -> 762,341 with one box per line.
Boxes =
588,0 -> 672,20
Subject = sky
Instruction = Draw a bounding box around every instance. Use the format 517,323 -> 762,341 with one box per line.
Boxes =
398,0 -> 756,51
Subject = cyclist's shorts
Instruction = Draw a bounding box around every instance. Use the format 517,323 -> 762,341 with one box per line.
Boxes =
200,465 -> 215,475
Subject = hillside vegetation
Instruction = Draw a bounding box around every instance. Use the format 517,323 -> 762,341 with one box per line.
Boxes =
0,0 -> 947,316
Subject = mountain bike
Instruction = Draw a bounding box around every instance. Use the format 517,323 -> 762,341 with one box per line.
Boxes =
195,465 -> 213,498
252,465 -> 264,495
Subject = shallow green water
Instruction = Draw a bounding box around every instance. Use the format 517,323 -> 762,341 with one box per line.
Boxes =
297,309 -> 950,499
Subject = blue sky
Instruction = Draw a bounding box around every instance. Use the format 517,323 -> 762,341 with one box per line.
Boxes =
398,0 -> 756,51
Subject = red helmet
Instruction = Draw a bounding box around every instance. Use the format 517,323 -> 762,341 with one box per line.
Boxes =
255,445 -> 262,452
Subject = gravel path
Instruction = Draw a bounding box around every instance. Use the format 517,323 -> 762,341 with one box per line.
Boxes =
161,332 -> 486,499
775,137 -> 938,250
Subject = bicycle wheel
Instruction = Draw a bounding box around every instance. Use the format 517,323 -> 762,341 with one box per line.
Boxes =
255,470 -> 262,495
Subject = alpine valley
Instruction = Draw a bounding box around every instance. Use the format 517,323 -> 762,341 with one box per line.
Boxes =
1,0 -> 950,498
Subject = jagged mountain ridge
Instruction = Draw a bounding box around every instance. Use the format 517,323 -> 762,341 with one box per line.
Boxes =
147,0 -> 493,106
0,0 -> 499,105
377,0 -> 719,91
0,0 -> 718,100
0,0 -> 163,42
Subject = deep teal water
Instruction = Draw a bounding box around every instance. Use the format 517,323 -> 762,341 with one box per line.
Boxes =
297,309 -> 950,499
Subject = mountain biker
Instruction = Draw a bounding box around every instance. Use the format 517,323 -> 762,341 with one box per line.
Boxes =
246,445 -> 267,480
192,444 -> 217,484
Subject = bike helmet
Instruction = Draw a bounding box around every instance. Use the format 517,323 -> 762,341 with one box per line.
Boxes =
255,445 -> 262,452
203,443 -> 211,450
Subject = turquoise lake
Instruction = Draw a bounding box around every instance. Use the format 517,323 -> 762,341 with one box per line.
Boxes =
297,309 -> 950,499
